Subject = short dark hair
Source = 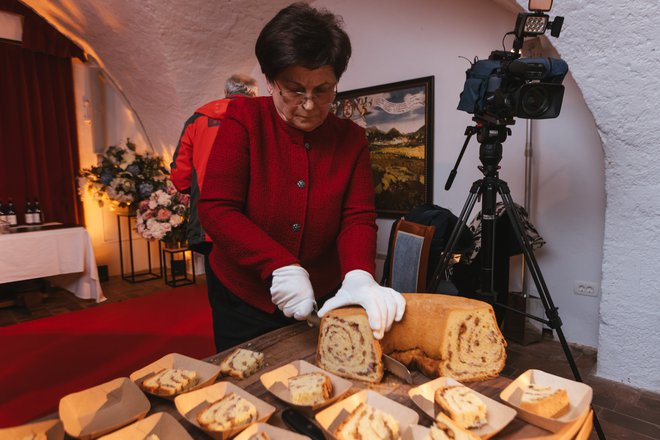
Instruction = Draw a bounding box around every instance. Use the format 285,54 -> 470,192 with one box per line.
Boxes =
255,2 -> 352,81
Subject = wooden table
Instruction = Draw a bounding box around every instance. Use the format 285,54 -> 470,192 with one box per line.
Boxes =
143,322 -> 592,440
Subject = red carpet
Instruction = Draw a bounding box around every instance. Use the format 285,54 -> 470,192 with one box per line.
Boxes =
0,284 -> 215,427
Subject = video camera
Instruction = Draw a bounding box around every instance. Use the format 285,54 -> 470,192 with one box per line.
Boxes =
457,0 -> 568,126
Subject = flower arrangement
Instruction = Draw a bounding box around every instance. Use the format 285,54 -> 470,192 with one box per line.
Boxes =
78,138 -> 170,209
135,183 -> 190,245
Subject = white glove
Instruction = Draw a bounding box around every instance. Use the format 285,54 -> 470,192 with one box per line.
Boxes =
270,265 -> 316,320
317,270 -> 406,339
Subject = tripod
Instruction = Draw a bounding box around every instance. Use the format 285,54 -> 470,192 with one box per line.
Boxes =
429,120 -> 606,440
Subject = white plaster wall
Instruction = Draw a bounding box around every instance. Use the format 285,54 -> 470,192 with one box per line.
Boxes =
532,0 -> 660,392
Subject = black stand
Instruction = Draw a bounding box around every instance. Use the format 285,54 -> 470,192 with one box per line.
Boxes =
116,213 -> 162,283
161,243 -> 196,287
429,121 -> 606,440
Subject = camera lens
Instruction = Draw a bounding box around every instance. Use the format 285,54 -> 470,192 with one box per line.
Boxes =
520,85 -> 551,117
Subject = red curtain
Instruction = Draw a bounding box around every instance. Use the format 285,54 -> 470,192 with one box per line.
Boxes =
0,1 -> 84,225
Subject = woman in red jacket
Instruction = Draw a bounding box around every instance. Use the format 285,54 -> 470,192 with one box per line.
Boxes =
198,2 -> 405,351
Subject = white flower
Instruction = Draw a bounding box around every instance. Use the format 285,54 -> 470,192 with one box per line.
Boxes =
119,150 -> 136,169
148,199 -> 158,210
156,191 -> 172,206
169,214 -> 183,227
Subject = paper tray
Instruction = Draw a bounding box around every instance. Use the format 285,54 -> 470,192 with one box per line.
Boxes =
234,422 -> 310,440
260,359 -> 353,411
0,418 -> 64,440
98,412 -> 192,440
315,389 -> 419,439
499,369 -> 593,433
409,376 -> 516,439
59,377 -> 150,440
130,352 -> 221,399
174,381 -> 276,440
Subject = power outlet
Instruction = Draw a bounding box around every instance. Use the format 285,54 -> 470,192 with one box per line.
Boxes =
574,280 -> 599,297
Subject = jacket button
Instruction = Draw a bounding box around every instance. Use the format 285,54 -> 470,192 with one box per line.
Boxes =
297,180 -> 306,188
304,142 -> 311,150
292,223 -> 301,232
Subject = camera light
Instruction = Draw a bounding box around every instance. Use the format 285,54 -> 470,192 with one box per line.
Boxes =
523,15 -> 548,34
529,0 -> 553,12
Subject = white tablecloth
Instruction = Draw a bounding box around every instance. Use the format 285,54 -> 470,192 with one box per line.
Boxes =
0,226 -> 105,302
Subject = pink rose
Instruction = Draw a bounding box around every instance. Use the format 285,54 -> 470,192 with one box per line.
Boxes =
157,209 -> 171,220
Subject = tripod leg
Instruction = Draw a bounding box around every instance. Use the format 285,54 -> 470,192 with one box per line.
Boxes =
428,181 -> 481,293
496,182 -> 607,440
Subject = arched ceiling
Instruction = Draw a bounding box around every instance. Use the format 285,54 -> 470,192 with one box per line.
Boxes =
19,0 -> 530,153
21,0 -> 293,152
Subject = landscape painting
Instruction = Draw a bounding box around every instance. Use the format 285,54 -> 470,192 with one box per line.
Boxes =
333,76 -> 434,217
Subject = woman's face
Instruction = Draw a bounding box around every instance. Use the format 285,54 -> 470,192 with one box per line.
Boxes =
270,65 -> 337,132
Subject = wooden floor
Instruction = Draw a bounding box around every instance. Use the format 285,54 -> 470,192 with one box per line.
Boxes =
1,277 -> 659,439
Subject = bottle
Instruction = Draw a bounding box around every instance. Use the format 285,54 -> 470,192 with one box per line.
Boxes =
6,199 -> 18,226
0,201 -> 6,223
25,200 -> 34,225
33,198 -> 43,224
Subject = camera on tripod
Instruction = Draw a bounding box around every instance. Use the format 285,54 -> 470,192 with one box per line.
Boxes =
456,0 -> 568,126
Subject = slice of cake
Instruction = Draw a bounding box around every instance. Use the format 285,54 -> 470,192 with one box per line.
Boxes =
434,385 -> 487,429
334,402 -> 399,440
141,368 -> 198,395
380,294 -> 507,382
219,348 -> 265,379
519,383 -> 570,418
431,413 -> 480,440
196,392 -> 257,431
316,307 -> 384,383
288,372 -> 333,406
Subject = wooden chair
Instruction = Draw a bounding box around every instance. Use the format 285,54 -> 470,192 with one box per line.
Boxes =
383,219 -> 435,293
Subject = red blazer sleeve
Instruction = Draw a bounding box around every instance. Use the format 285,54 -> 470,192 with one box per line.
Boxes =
198,115 -> 298,281
170,120 -> 195,192
337,137 -> 378,277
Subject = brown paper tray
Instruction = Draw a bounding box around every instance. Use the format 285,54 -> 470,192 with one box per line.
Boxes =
499,369 -> 593,433
59,377 -> 150,440
174,381 -> 276,440
97,412 -> 192,440
0,418 -> 63,440
315,389 -> 419,440
259,359 -> 353,411
129,352 -> 221,399
234,422 -> 310,440
409,376 -> 516,439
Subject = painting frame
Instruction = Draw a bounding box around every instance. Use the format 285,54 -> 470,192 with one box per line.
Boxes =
333,76 -> 434,218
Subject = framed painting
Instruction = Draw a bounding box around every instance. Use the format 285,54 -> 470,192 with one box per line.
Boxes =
332,76 -> 434,218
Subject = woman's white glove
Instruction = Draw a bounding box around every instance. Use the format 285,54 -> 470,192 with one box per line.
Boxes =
317,270 -> 406,339
270,265 -> 316,320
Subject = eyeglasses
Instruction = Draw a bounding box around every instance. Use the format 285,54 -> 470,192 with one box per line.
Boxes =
274,81 -> 337,106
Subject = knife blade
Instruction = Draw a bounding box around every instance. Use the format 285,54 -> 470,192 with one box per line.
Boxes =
306,312 -> 413,384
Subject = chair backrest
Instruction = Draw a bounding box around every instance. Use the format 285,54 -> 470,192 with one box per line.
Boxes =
386,219 -> 435,293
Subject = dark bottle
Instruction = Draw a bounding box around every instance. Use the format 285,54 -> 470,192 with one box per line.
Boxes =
25,200 -> 34,224
6,199 -> 18,226
0,201 -> 6,223
33,198 -> 43,224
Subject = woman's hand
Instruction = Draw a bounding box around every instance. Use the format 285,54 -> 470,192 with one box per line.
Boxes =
317,270 -> 406,339
270,265 -> 316,320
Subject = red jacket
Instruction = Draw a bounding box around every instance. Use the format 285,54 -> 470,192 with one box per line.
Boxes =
170,96 -> 245,247
199,96 -> 377,312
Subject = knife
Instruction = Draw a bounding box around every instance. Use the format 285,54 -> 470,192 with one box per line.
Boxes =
306,312 -> 413,384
